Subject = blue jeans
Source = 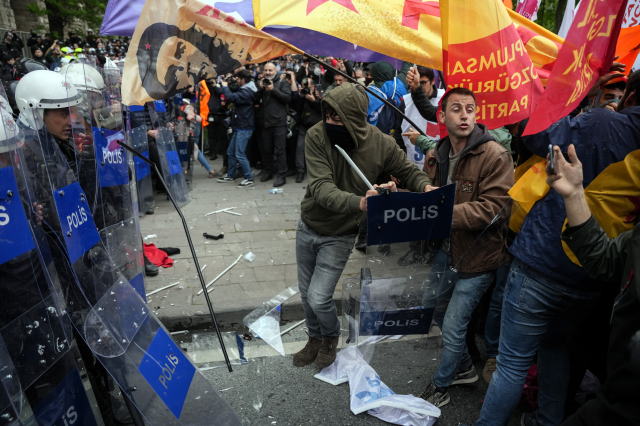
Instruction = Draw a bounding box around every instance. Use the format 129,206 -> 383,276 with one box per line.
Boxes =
427,250 -> 495,389
227,129 -> 253,180
475,259 -> 599,426
484,257 -> 513,360
197,150 -> 212,172
296,219 -> 356,339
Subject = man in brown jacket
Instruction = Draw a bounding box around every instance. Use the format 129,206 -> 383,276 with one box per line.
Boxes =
417,87 -> 514,407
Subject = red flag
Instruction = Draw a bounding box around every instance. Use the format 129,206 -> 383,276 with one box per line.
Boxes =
523,0 -> 628,136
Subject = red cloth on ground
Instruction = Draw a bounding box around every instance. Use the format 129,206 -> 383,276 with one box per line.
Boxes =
144,243 -> 174,268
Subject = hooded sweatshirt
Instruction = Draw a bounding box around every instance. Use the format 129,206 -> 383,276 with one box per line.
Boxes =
221,81 -> 258,130
301,82 -> 432,236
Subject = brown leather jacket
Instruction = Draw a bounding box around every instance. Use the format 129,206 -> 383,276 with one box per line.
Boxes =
423,124 -> 514,275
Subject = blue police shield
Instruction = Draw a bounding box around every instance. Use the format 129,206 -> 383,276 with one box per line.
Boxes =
14,109 -> 240,425
146,101 -> 191,208
129,124 -> 155,216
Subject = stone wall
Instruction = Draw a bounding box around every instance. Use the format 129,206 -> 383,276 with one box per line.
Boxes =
11,0 -> 49,32
0,0 -> 17,31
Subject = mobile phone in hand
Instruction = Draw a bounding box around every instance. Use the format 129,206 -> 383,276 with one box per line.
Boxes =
548,144 -> 555,174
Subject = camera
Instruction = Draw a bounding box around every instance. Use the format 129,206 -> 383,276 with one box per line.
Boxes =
262,78 -> 272,86
300,88 -> 310,96
225,76 -> 236,83
284,73 -> 291,81
56,41 -> 62,45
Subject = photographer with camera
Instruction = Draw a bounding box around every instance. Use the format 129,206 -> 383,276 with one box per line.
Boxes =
256,62 -> 292,187
217,69 -> 258,187
45,40 -> 63,70
291,77 -> 321,183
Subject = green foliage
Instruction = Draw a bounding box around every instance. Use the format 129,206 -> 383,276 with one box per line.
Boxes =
27,0 -> 108,36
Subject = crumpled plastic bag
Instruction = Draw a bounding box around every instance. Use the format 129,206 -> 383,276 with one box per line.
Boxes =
315,343 -> 440,426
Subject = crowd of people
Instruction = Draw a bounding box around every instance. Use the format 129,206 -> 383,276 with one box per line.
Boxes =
191,54 -> 638,426
1,37 -> 638,426
1,28 -> 129,79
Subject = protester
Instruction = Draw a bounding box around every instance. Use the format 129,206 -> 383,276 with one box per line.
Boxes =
416,87 -> 514,408
218,69 -> 258,187
256,62 -> 292,186
294,82 -> 433,369
472,67 -> 640,426
1,54 -> 17,81
182,99 -> 218,178
544,144 -> 640,426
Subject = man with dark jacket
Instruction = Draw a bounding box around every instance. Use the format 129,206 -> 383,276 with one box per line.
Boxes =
217,69 -> 258,187
418,87 -> 514,408
293,82 -> 434,370
544,144 -> 640,426
256,62 -> 292,186
473,70 -> 640,426
205,77 -> 228,163
1,54 -> 17,81
291,78 -> 321,183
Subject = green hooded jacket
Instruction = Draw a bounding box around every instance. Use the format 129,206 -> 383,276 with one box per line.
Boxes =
301,82 -> 432,236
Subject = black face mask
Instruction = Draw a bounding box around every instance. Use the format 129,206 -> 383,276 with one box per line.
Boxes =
325,123 -> 356,151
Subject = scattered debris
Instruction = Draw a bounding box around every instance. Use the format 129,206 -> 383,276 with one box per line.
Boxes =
280,319 -> 305,336
147,282 -> 181,296
143,234 -> 157,240
170,330 -> 189,335
205,207 -> 236,216
203,232 -> 224,240
197,254 -> 243,295
219,387 -> 234,392
244,252 -> 256,263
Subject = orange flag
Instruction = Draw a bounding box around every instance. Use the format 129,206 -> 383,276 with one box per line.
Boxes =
440,0 -> 544,129
199,81 -> 210,126
615,0 -> 640,75
122,0 -> 301,105
523,0 -> 627,136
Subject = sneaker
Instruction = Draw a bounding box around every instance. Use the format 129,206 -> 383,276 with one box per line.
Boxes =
419,382 -> 450,408
482,358 -> 497,384
217,175 -> 234,183
452,364 -> 479,385
292,336 -> 322,367
315,335 -> 340,368
237,179 -> 254,188
521,413 -> 539,426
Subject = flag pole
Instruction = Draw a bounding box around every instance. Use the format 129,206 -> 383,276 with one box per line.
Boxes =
302,53 -> 428,138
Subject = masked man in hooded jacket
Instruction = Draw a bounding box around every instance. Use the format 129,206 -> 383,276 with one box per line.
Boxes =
293,82 -> 434,369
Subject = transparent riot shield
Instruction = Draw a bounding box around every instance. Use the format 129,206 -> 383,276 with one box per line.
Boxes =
128,122 -> 155,216
147,101 -> 191,208
344,186 -> 516,350
59,65 -> 145,301
14,109 -> 240,425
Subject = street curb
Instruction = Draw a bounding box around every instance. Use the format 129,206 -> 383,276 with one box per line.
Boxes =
158,295 -> 343,332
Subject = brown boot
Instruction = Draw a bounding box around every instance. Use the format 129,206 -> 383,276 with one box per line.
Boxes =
482,358 -> 497,384
293,336 -> 322,367
315,336 -> 340,368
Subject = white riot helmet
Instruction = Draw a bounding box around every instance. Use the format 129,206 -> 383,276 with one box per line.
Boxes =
15,70 -> 83,130
0,95 -> 20,153
104,57 -> 119,71
59,68 -> 101,94
63,62 -> 106,91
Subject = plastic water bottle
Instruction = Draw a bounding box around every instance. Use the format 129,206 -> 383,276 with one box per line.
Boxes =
269,188 -> 283,194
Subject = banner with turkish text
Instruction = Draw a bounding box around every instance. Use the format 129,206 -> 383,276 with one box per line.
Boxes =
122,0 -> 301,105
441,0 -> 544,129
523,0 -> 628,136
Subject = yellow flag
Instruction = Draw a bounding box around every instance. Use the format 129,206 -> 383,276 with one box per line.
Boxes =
122,0 -> 302,106
253,0 -> 562,79
563,150 -> 640,265
508,157 -> 548,234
